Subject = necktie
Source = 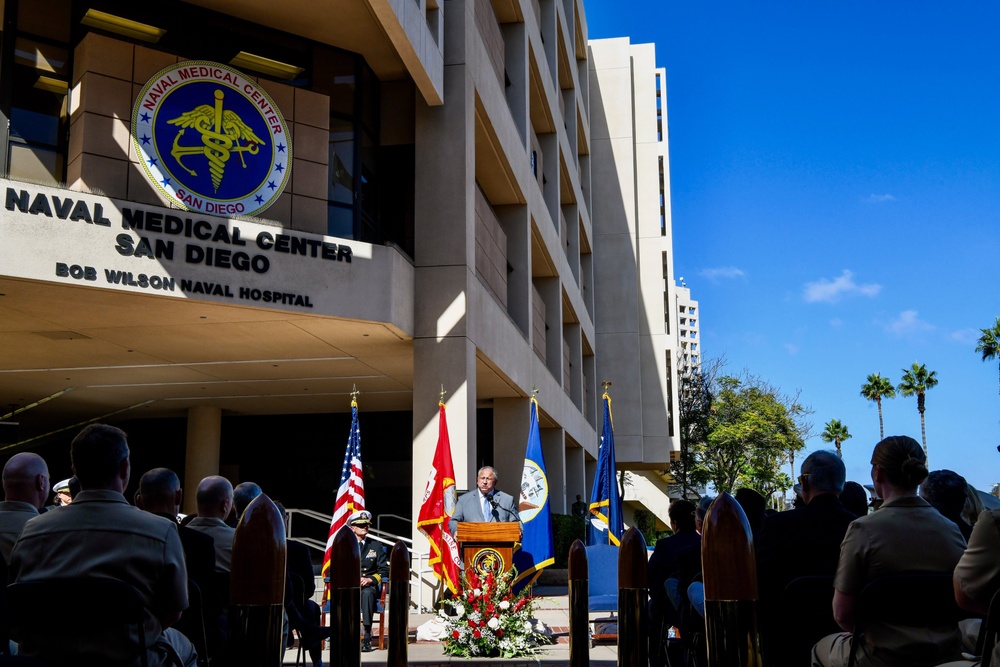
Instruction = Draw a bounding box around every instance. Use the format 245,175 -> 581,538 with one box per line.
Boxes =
483,495 -> 491,521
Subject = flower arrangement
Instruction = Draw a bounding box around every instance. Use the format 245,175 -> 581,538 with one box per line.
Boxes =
440,567 -> 553,658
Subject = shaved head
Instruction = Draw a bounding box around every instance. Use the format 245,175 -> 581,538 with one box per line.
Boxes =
2,452 -> 50,509
196,475 -> 234,519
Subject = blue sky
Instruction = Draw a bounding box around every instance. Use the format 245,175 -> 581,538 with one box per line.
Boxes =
584,1 -> 1000,493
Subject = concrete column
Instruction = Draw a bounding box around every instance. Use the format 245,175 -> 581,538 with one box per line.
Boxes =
541,427 -> 566,513
566,445 -> 586,507
492,397 -> 529,497
183,406 -> 222,515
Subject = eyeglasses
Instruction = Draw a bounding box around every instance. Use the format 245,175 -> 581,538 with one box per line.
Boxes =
797,473 -> 811,486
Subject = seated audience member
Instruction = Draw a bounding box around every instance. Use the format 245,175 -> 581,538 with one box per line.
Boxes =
684,496 -> 715,620
811,435 -> 967,667
963,483 -> 986,528
51,477 -> 72,507
233,481 -> 263,519
921,469 -> 974,540
0,452 -> 49,561
136,468 -> 225,659
839,481 -> 869,518
937,501 -> 1000,667
758,451 -> 858,597
757,450 -> 857,665
349,510 -> 388,652
735,487 -> 766,541
647,500 -> 700,666
8,424 -> 197,666
187,475 -> 236,572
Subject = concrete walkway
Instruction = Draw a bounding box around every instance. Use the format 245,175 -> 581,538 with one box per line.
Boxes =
282,586 -> 620,666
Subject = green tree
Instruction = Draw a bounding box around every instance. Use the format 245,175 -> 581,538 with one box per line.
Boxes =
898,362 -> 938,462
821,418 -> 852,458
860,373 -> 896,440
975,317 -> 1000,396
696,374 -> 807,495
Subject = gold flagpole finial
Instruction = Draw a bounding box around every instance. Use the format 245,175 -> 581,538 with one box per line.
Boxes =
602,380 -> 612,392
351,384 -> 360,401
439,384 -> 447,404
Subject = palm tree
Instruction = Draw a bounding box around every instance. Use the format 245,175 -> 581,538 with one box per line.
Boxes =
860,373 -> 896,440
821,419 -> 852,458
975,317 -> 1000,396
898,362 -> 939,462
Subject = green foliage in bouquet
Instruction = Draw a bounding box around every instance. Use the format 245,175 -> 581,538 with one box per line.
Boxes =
441,567 -> 555,658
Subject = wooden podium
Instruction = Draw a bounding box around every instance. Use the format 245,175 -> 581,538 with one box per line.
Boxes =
455,522 -> 522,577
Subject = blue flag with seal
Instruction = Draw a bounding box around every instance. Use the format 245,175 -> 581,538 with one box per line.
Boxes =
588,390 -> 624,546
513,396 -> 554,588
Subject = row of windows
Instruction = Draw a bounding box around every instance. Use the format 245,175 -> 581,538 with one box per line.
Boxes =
0,0 -> 415,257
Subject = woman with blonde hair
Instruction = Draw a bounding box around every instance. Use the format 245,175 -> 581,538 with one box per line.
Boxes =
811,435 -> 967,667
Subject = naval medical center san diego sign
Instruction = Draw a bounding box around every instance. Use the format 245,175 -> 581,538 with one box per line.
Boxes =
132,61 -> 290,217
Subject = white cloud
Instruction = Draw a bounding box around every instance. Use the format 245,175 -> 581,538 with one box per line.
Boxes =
699,266 -> 746,282
886,310 -> 934,336
803,270 -> 882,303
784,343 -> 800,356
866,194 -> 896,203
948,328 -> 979,344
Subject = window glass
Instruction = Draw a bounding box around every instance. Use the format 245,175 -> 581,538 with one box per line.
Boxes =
329,118 -> 354,206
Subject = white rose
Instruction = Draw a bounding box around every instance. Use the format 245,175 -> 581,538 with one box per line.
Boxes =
454,606 -> 465,619
487,617 -> 501,629
473,588 -> 482,597
499,601 -> 510,611
523,620 -> 533,632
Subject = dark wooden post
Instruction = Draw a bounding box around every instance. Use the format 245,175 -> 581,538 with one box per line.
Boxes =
387,541 -> 409,667
702,492 -> 763,667
618,527 -> 648,667
228,493 -> 286,667
329,525 -> 362,667
568,539 -> 590,667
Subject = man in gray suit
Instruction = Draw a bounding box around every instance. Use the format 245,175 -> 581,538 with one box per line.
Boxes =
449,466 -> 520,534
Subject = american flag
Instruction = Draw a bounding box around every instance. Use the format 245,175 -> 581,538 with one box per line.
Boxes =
322,397 -> 365,578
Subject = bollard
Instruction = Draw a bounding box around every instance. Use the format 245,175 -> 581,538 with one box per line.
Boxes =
329,524 -> 362,667
228,493 -> 287,667
702,492 -> 763,667
387,541 -> 410,667
568,539 -> 590,667
618,527 -> 648,667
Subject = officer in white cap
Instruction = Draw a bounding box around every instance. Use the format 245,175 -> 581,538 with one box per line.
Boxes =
52,478 -> 73,507
348,510 -> 388,652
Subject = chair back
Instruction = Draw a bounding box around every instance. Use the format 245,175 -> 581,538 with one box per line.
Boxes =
8,577 -> 149,667
584,544 -> 618,612
980,588 -> 1000,667
772,575 -> 837,667
847,572 -> 964,667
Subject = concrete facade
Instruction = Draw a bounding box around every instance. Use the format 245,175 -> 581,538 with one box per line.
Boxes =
0,1 -> 686,562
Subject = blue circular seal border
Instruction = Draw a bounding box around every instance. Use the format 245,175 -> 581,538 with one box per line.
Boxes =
131,60 -> 291,217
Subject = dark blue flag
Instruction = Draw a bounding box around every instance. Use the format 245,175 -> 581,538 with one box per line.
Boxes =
513,397 -> 554,588
588,391 -> 624,546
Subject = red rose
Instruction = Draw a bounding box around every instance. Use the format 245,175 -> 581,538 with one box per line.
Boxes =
468,620 -> 476,628
479,620 -> 486,627
473,630 -> 481,639
452,630 -> 460,639
496,630 -> 503,637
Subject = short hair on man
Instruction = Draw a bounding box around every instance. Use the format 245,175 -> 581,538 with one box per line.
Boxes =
668,499 -> 697,532
921,469 -> 968,519
478,466 -> 498,481
196,476 -> 233,514
233,481 -> 262,517
70,424 -> 129,489
139,468 -> 180,505
801,449 -> 846,494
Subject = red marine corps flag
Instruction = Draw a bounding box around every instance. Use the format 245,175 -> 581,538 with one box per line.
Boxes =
417,401 -> 462,594
322,393 -> 365,579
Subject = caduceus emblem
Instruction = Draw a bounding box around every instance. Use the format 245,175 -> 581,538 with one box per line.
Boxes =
167,89 -> 266,193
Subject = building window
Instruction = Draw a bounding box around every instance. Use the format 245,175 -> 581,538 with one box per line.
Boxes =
4,3 -> 73,184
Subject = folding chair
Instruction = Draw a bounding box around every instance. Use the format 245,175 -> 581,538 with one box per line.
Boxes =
8,577 -> 150,667
847,572 -> 965,667
584,544 -> 619,647
773,575 -> 838,667
978,587 -> 1000,667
